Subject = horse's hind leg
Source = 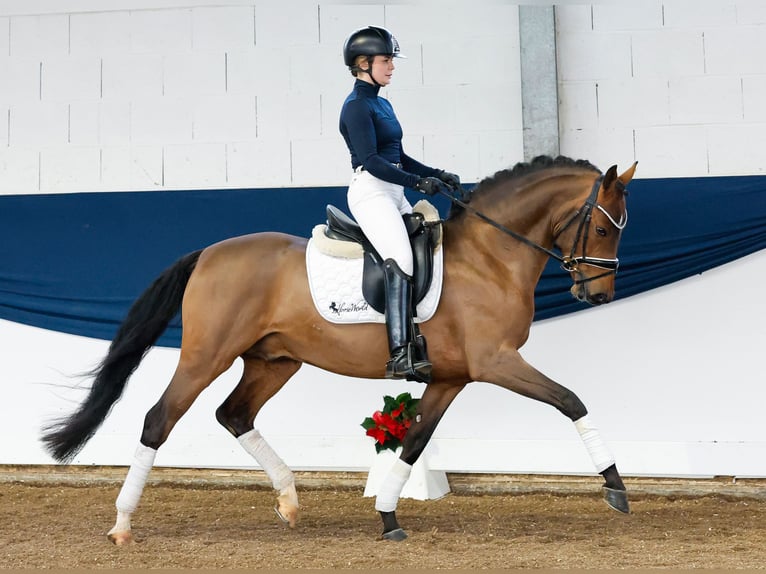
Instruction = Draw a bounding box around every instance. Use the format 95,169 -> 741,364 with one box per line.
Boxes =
215,357 -> 302,527
477,351 -> 629,513
107,357 -> 234,545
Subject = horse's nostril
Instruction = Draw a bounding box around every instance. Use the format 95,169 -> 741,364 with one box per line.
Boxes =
590,292 -> 609,305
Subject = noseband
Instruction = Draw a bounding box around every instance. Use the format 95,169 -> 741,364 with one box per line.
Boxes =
439,174 -> 627,285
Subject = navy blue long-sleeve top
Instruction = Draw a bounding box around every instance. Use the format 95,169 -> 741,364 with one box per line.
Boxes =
339,79 -> 438,188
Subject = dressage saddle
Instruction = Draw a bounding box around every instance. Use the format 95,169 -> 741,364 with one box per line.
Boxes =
324,205 -> 438,315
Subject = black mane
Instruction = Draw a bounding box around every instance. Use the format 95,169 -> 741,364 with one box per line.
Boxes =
447,155 -> 600,219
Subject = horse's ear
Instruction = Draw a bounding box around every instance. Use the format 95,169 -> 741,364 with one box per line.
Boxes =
618,161 -> 638,185
602,164 -> 619,191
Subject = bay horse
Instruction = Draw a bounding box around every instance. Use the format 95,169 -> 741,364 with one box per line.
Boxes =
42,155 -> 637,544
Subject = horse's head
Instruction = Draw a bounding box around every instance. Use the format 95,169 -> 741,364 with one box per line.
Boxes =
554,162 -> 637,306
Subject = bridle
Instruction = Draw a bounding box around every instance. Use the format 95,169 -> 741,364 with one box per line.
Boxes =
438,174 -> 628,285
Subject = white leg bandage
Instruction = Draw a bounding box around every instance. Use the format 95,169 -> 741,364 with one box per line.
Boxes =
115,443 -> 157,514
238,429 -> 294,491
374,458 -> 412,513
574,414 -> 615,473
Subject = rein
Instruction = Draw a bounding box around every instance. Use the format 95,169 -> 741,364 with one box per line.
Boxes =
436,175 -> 626,284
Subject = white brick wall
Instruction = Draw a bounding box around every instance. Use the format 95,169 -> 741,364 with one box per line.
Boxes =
557,1 -> 766,177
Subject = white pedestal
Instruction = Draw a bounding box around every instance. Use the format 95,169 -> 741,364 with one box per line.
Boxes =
363,447 -> 450,501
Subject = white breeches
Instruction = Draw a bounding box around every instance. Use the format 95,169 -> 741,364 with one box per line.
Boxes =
347,170 -> 414,276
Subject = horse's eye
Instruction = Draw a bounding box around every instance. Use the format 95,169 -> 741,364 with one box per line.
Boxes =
595,226 -> 607,237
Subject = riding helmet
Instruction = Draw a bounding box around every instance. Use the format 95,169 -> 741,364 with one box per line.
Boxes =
342,26 -> 405,67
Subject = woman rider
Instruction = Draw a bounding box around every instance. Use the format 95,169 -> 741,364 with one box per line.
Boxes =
339,26 -> 461,383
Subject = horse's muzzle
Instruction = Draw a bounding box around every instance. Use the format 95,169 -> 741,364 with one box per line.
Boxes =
571,284 -> 612,305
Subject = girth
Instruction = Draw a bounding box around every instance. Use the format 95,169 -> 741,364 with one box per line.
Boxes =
324,205 -> 437,314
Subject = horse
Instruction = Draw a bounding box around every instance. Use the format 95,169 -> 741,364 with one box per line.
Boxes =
41,155 -> 637,544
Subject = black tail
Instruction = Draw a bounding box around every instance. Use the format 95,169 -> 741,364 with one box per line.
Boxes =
41,250 -> 203,463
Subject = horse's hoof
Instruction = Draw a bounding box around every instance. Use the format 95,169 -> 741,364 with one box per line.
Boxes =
382,528 -> 408,541
603,486 -> 630,514
274,503 -> 298,528
107,530 -> 134,546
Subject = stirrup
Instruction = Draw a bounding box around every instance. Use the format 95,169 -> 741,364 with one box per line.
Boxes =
385,343 -> 432,383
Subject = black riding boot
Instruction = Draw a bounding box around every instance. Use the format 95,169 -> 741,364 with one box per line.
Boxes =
382,259 -> 432,383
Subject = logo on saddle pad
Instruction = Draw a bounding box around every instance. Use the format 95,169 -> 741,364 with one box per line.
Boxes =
306,200 -> 444,325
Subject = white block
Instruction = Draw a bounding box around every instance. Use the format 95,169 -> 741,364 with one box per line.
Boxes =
456,84 -> 522,132
669,76 -> 743,125
255,2 -> 318,48
102,54 -> 164,100
40,146 -> 100,193
387,86 -> 454,134
633,125 -> 709,177
478,130 -> 525,181
387,3 -> 518,41
288,44 -> 326,90
704,26 -> 766,75
554,5 -> 594,32
163,143 -> 226,189
164,53 -> 226,98
597,78 -> 670,128
257,90 -> 320,139
592,3 -> 664,30
9,14 -> 67,57
424,133 -> 480,184
631,30 -> 704,78
707,124 -> 766,175
0,17 -> 8,55
556,31 -> 633,81
0,146 -> 38,195
290,136 -> 349,187
69,101 -> 131,146
41,56 -> 101,102
226,48 -> 290,95
226,140 -> 291,188
423,35 -> 519,88
193,95 -> 257,143
70,11 -> 131,55
130,97 -> 193,145
0,57 -> 39,105
559,127 -> 636,174
101,145 -> 163,191
9,101 -> 67,146
317,4 -> 382,49
129,9 -> 192,54
319,87 -> 349,138
191,6 -> 255,51
742,76 -> 766,122
68,102 -> 99,146
558,81 -> 598,130
663,0 -> 738,27
736,1 -> 766,24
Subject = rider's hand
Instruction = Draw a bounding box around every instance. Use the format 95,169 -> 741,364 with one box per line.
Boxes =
415,177 -> 449,196
436,170 -> 461,191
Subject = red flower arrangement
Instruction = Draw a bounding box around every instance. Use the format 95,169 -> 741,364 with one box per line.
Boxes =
361,392 -> 420,453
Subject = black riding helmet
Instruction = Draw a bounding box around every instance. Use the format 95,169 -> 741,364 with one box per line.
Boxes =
343,26 -> 406,68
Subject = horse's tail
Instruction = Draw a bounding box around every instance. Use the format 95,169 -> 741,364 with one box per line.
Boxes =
41,249 -> 203,463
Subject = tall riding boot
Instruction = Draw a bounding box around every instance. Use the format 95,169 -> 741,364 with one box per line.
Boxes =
382,259 -> 432,383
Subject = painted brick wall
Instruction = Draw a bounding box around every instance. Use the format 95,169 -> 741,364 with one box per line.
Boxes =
557,1 -> 766,177
0,1 -> 523,194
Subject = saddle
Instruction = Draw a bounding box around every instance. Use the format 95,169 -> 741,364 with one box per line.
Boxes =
324,205 -> 439,315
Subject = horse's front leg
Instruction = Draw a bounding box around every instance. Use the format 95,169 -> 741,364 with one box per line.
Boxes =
375,382 -> 465,541
476,350 -> 629,513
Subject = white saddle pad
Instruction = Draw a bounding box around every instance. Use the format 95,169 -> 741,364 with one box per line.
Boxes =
305,204 -> 444,324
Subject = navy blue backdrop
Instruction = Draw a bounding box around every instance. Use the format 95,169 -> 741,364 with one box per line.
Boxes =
1,175 -> 765,347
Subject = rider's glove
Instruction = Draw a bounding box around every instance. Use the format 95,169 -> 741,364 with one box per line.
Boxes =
415,177 -> 449,196
436,170 -> 461,191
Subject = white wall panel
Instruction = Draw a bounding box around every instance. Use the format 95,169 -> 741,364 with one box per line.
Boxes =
254,2 -> 318,48
318,4 -> 383,48
663,0 -> 738,28
631,30 -> 704,78
736,0 -> 766,24
70,11 -> 131,55
668,76 -> 743,125
592,2 -> 663,30
559,127 -> 636,175
97,101 -> 132,146
40,146 -> 100,192
478,130 -> 524,180
68,101 -> 100,145
129,9 -> 192,55
101,145 -> 163,190
226,140 -> 291,188
193,95 -> 256,143
557,32 -> 633,81
0,17 -> 8,55
101,54 -> 164,100
191,6 -> 254,51
41,56 -> 101,102
456,85 -> 522,132
0,58 -> 39,105
423,133 -> 480,182
633,125 -> 708,176
0,146 -> 38,192
707,124 -> 766,175
558,81 -> 598,130
387,86 -> 454,134
9,14 -> 67,57
163,142 -> 226,189
225,48 -> 290,95
291,136 -> 348,187
597,78 -> 670,128
256,90 -> 320,140
9,101 -> 67,146
130,97 -> 193,145
742,76 -> 766,122
163,53 -> 226,97
554,5 -> 592,32
704,26 -> 766,75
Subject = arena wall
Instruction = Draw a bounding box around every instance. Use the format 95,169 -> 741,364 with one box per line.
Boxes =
1,1 -> 764,478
